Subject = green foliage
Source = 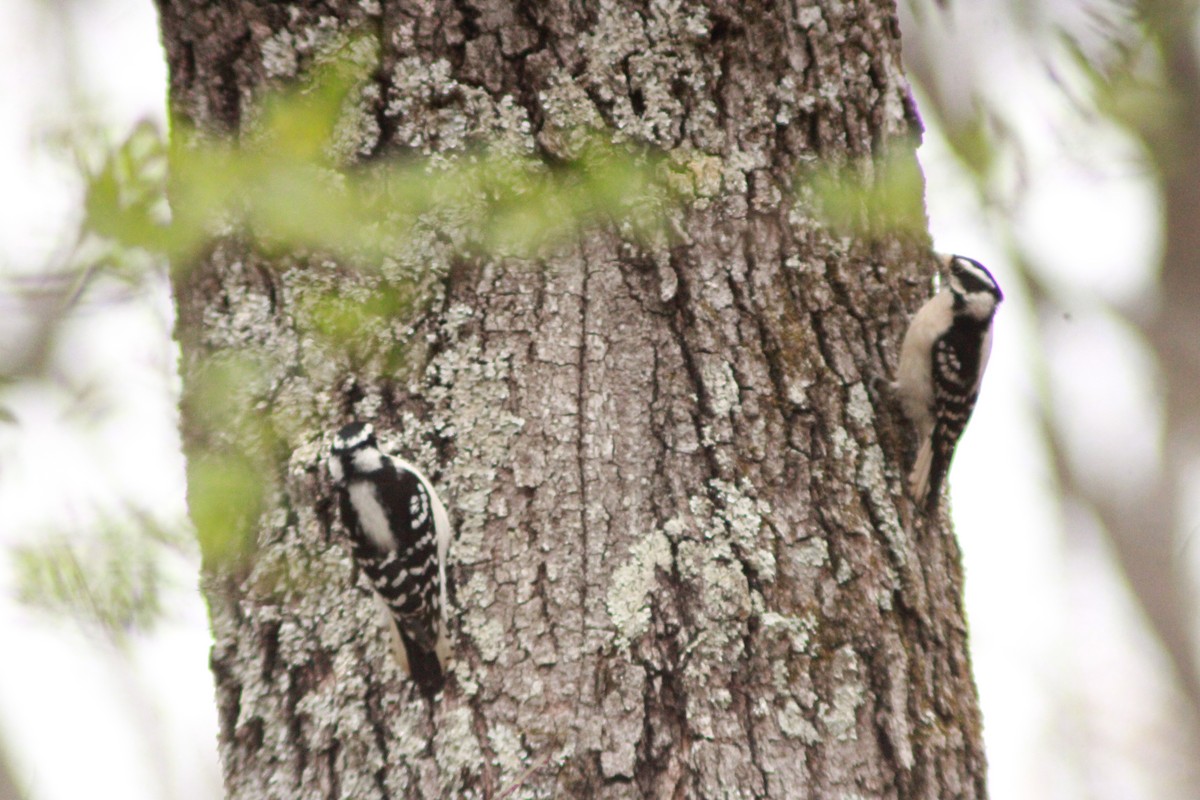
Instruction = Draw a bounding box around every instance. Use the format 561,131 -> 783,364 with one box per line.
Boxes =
83,120 -> 171,256
186,354 -> 279,445
180,353 -> 286,569
299,281 -> 422,370
188,452 -> 267,571
71,37 -> 928,275
161,126 -> 680,265
13,523 -> 171,642
937,108 -> 1005,183
809,146 -> 928,239
82,43 -> 684,269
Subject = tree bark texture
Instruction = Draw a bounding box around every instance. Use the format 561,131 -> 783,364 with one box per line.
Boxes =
157,1 -> 987,797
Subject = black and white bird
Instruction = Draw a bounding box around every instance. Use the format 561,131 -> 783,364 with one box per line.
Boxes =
328,422 -> 451,696
895,254 -> 1003,511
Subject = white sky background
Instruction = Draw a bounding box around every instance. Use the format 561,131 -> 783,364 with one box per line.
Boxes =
0,1 -> 1182,798
0,2 -> 218,800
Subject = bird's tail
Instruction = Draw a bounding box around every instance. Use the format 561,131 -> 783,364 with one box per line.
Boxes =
908,436 -> 934,509
375,595 -> 447,697
398,629 -> 445,697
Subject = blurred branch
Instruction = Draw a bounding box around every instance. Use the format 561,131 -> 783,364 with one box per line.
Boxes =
0,740 -> 26,800
11,512 -> 185,645
1135,0 -> 1200,444
1048,0 -> 1200,742
1020,259 -> 1200,740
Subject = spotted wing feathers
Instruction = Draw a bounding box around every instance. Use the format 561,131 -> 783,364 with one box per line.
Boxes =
917,332 -> 983,509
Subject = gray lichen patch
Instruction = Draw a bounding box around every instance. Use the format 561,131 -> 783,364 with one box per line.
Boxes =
536,75 -> 608,158
425,310 -> 525,567
433,706 -> 486,795
677,532 -> 752,713
420,304 -> 529,685
666,151 -> 724,206
598,662 -> 645,779
761,610 -> 817,657
778,698 -> 821,744
818,645 -> 865,742
858,441 -> 908,570
486,722 -> 530,788
386,58 -> 530,155
845,381 -> 875,432
701,358 -> 741,419
201,298 -> 273,356
605,525 -> 672,646
710,478 -> 777,583
469,616 -> 507,666
792,535 -> 830,571
258,15 -> 347,81
330,78 -> 383,161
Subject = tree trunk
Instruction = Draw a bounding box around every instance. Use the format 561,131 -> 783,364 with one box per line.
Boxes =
156,1 -> 987,797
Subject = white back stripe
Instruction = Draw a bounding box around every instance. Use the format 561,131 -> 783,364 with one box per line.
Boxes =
348,482 -> 395,551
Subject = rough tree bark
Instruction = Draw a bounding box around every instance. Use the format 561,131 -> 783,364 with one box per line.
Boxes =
156,1 -> 986,797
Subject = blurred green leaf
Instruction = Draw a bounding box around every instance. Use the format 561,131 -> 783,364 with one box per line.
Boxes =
810,148 -> 927,239
83,120 -> 171,254
302,283 -> 419,345
186,355 -> 274,438
941,108 -> 1000,181
14,526 -> 164,640
188,453 -> 267,569
75,52 -> 683,268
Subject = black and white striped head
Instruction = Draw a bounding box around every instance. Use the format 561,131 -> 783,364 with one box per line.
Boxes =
329,422 -> 384,484
942,254 -> 1003,321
